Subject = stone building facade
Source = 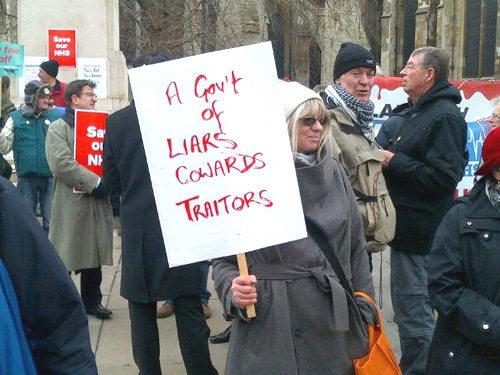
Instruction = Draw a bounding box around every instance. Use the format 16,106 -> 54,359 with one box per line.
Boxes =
1,0 -> 128,110
381,0 -> 500,80
119,0 -> 371,88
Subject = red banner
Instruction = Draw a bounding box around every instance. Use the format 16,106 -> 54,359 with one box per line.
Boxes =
74,110 -> 108,178
48,29 -> 77,68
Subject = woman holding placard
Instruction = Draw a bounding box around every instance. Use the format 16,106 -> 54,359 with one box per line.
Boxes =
213,81 -> 376,375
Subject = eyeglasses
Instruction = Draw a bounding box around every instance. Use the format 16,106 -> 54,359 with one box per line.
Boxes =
490,114 -> 500,122
301,117 -> 328,126
80,92 -> 97,99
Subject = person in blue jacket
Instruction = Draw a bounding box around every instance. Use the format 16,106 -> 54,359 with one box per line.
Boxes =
0,176 -> 97,375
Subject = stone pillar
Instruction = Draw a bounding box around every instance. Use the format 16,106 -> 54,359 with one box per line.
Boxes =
436,0 -> 465,80
414,1 -> 430,49
381,0 -> 397,76
15,0 -> 128,111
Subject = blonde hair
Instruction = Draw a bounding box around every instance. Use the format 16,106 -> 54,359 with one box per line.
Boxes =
491,96 -> 500,109
287,98 -> 332,161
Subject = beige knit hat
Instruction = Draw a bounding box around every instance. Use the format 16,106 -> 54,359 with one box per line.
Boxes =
278,80 -> 321,120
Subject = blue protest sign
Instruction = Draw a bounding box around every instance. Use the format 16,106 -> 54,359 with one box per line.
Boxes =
0,43 -> 24,77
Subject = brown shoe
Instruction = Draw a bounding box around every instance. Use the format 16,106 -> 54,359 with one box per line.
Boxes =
203,303 -> 212,319
157,303 -> 174,318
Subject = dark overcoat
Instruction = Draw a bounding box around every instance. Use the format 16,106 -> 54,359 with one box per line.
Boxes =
383,78 -> 468,255
427,178 -> 500,375
0,177 -> 97,375
103,102 -> 203,303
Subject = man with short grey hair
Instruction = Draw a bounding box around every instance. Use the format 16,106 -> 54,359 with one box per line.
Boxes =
380,47 -> 468,375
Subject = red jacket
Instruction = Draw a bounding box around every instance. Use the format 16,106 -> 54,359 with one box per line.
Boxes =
51,80 -> 66,108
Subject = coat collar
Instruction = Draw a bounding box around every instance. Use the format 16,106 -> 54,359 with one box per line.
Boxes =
460,179 -> 500,234
62,108 -> 75,127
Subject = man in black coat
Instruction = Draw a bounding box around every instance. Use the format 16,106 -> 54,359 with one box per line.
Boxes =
380,47 -> 468,375
103,53 -> 218,375
0,177 -> 97,375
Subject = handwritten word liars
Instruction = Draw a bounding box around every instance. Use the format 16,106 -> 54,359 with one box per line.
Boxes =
176,190 -> 273,222
168,132 -> 236,158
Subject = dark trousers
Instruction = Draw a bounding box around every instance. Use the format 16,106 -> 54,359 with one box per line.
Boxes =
77,267 -> 103,307
129,295 -> 218,375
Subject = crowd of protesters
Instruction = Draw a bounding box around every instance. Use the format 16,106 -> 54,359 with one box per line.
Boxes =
0,43 -> 499,375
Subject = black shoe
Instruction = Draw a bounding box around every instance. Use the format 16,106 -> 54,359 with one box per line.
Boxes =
85,303 -> 113,319
209,325 -> 231,344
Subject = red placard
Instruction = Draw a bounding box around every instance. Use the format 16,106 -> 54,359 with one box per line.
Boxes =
48,29 -> 77,68
74,110 -> 108,178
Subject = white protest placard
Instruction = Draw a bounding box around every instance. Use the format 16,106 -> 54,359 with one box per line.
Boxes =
18,56 -> 46,97
129,42 -> 307,267
77,58 -> 108,98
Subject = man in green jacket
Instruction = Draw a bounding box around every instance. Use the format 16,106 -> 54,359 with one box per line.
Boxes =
0,80 -> 61,234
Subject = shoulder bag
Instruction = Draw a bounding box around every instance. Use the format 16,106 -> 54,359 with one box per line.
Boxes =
305,217 -> 402,375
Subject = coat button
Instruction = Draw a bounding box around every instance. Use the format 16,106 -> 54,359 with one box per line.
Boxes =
482,323 -> 490,331
467,221 -> 472,226
448,351 -> 454,358
484,234 -> 490,239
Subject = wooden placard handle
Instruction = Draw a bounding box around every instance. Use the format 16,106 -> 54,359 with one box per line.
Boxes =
236,253 -> 256,318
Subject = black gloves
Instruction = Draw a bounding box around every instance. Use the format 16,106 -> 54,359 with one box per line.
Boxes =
91,181 -> 109,199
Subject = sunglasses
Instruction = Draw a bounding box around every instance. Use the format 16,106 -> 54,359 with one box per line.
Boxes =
490,114 -> 500,122
301,117 -> 328,126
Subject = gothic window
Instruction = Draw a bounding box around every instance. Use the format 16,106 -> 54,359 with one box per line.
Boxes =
403,0 -> 418,65
269,11 -> 287,79
309,38 -> 321,88
464,0 -> 498,78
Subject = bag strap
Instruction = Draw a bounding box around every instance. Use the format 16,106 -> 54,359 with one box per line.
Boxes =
304,217 -> 354,299
352,188 -> 378,203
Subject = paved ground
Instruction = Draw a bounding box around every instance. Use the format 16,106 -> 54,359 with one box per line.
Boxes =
77,228 -> 401,374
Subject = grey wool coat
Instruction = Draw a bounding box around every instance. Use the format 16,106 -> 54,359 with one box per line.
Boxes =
213,155 -> 375,375
46,114 -> 113,271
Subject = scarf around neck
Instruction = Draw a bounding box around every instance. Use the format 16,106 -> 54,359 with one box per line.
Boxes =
295,152 -> 318,166
324,84 -> 374,139
486,176 -> 500,212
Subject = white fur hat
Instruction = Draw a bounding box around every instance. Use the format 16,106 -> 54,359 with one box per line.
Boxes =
278,80 -> 321,120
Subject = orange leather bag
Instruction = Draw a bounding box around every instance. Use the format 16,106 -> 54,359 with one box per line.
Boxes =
353,291 -> 402,375
305,218 -> 402,375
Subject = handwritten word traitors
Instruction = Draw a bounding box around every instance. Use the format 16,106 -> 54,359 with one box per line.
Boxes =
176,190 -> 273,222
175,152 -> 265,185
167,132 -> 237,158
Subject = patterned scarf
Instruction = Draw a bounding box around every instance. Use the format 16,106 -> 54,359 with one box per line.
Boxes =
486,176 -> 500,212
330,83 -> 374,136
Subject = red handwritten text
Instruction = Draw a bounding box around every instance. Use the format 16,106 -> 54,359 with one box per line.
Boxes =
166,81 -> 183,105
194,71 -> 243,103
175,152 -> 266,184
167,132 -> 237,158
176,189 -> 273,222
